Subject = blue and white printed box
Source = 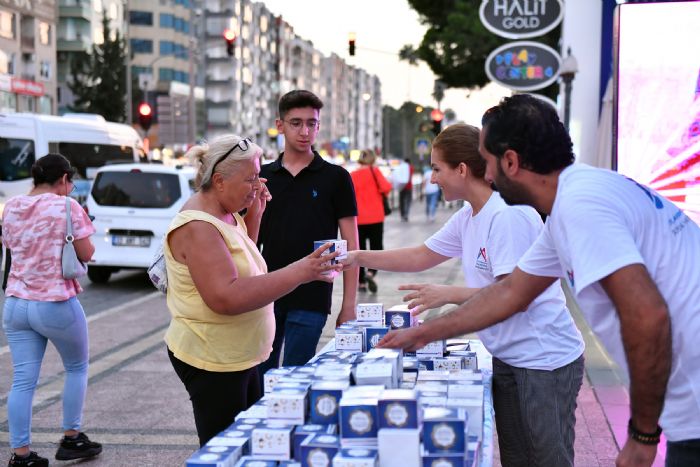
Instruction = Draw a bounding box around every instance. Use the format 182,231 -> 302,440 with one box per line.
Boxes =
421,407 -> 467,454
355,303 -> 384,325
264,368 -> 292,393
267,388 -> 308,424
339,398 -> 379,442
314,363 -> 353,379
446,396 -> 483,440
420,450 -> 465,467
332,447 -> 379,467
449,350 -> 478,370
378,389 -> 419,429
354,359 -> 395,388
294,424 -> 337,461
310,380 -> 350,424
234,456 -> 278,467
384,305 -> 416,330
187,445 -> 243,467
299,433 -> 340,467
251,424 -> 294,460
378,428 -> 421,467
415,340 -> 445,359
432,357 -> 463,372
335,328 -> 364,352
363,326 -> 389,352
206,431 -> 250,451
314,239 -> 347,260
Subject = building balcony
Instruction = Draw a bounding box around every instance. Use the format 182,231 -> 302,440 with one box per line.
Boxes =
205,76 -> 234,85
59,4 -> 91,19
57,36 -> 91,52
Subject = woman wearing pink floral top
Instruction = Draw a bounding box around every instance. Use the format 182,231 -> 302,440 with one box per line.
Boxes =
1,154 -> 102,467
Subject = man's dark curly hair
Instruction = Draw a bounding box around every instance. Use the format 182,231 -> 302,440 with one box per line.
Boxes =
481,94 -> 574,174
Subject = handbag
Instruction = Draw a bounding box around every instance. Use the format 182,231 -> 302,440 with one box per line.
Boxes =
370,166 -> 392,216
62,197 -> 88,280
147,237 -> 168,293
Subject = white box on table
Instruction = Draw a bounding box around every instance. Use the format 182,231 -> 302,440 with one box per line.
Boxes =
187,445 -> 243,467
251,424 -> 294,460
356,303 -> 384,324
415,340 -> 445,359
332,447 -> 378,467
378,428 -> 420,467
234,456 -> 278,466
264,368 -> 292,393
335,328 -> 364,352
267,388 -> 308,424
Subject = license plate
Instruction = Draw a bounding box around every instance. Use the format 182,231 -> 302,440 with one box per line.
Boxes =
112,235 -> 151,247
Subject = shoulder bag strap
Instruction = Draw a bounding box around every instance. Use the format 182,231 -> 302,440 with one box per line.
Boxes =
65,197 -> 74,243
369,166 -> 382,193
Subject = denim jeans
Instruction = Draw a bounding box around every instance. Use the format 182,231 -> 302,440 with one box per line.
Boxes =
258,306 -> 327,387
425,192 -> 440,219
666,438 -> 700,467
2,296 -> 89,449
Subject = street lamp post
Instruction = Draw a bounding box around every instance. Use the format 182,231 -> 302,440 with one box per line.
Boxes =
559,47 -> 578,132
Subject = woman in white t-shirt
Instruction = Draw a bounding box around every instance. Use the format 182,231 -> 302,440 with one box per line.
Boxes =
342,124 -> 585,467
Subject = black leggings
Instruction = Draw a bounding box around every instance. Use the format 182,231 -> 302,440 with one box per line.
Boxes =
358,222 -> 384,284
168,348 -> 261,447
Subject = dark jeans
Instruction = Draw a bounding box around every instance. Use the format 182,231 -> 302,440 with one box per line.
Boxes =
168,348 -> 260,447
399,188 -> 412,220
492,354 -> 584,467
358,222 -> 384,284
666,438 -> 700,467
257,306 -> 327,387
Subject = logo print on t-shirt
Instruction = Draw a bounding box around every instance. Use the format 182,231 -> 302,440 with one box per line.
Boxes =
567,269 -> 575,288
475,247 -> 489,271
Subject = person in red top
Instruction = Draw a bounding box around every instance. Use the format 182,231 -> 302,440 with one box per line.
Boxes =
350,149 -> 392,292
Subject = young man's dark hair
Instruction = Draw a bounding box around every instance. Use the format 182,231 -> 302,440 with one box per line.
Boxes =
278,90 -> 323,119
481,94 -> 575,174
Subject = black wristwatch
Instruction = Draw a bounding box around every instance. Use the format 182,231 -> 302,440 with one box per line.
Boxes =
628,419 -> 662,445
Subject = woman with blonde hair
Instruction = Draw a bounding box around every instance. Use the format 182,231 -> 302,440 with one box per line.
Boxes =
164,135 -> 341,446
350,149 -> 392,293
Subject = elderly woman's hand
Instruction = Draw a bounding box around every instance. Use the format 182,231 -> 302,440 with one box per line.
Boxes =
246,178 -> 272,218
292,242 -> 343,284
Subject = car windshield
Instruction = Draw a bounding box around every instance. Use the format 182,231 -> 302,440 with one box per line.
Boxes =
91,171 -> 181,208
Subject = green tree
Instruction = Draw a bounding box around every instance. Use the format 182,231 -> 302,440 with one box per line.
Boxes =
403,0 -> 560,99
68,11 -> 127,122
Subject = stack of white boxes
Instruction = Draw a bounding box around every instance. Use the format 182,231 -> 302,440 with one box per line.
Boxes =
186,301 -> 485,467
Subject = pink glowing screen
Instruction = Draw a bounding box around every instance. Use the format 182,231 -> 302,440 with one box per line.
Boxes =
615,2 -> 700,226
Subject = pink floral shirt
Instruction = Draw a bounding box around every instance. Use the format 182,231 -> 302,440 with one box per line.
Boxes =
2,194 -> 95,301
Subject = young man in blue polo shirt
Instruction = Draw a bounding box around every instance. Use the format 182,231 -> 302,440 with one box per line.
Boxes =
257,90 -> 358,378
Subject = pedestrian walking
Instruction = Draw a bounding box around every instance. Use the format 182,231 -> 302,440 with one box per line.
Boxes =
2,154 -> 102,467
350,149 -> 393,293
379,94 -> 700,467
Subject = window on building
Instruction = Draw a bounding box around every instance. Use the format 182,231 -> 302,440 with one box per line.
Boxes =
39,61 -> 51,80
130,39 -> 153,54
159,41 -> 174,55
129,11 -> 153,26
160,13 -> 173,28
39,21 -> 51,45
0,10 -> 16,39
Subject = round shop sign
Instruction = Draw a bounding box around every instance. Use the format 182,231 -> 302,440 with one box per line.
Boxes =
479,0 -> 564,39
485,41 -> 561,92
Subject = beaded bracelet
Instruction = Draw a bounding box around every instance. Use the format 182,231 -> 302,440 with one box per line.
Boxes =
628,419 -> 662,445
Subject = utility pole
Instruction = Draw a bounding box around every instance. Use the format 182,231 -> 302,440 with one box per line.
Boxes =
124,0 -> 132,124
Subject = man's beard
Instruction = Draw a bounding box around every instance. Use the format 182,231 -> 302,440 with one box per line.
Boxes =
492,165 -> 536,207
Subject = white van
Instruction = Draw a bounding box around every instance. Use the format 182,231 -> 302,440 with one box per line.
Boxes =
85,163 -> 195,283
0,112 -> 143,217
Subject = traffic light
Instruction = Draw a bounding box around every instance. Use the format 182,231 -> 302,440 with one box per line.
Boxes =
348,32 -> 356,56
138,102 -> 152,132
224,28 -> 236,57
430,108 -> 444,136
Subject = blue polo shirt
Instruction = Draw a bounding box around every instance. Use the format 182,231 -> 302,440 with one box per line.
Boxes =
258,152 -> 357,314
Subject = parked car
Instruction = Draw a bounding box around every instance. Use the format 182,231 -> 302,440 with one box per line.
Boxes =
85,163 -> 195,283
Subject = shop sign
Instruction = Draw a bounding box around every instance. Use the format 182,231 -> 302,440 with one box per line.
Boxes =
485,41 -> 561,91
479,0 -> 564,39
11,78 -> 45,96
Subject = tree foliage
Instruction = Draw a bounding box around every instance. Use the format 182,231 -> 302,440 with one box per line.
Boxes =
68,11 -> 127,122
404,0 -> 560,94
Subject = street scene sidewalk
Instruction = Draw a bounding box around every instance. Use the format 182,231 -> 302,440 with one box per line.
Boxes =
0,198 -> 659,466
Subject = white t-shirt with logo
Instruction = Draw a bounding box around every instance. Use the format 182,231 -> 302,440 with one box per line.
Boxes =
517,163 -> 700,441
425,192 -> 584,370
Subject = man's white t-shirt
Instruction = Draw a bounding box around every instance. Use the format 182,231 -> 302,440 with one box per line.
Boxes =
518,163 -> 700,441
425,192 -> 584,371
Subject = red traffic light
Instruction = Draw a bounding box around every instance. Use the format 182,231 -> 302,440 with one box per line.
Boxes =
138,102 -> 152,117
430,109 -> 444,122
223,28 -> 236,42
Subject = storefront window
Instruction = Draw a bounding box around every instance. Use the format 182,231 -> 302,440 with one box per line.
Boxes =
0,91 -> 16,113
38,96 -> 51,114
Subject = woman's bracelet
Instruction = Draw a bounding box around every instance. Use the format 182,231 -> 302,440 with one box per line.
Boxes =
627,419 -> 662,445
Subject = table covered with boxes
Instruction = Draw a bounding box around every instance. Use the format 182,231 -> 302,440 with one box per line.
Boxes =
186,303 -> 495,467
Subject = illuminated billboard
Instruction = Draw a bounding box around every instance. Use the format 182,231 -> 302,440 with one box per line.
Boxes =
615,1 -> 700,226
